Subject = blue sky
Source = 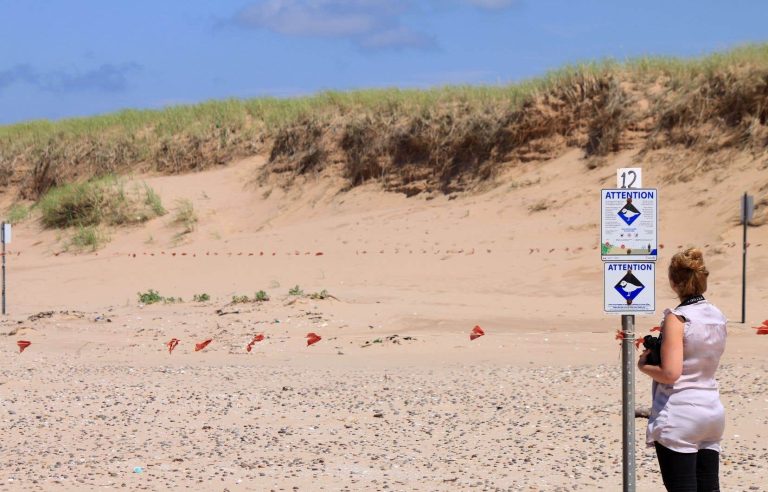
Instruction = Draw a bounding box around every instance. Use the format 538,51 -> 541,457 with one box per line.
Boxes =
1,0 -> 766,124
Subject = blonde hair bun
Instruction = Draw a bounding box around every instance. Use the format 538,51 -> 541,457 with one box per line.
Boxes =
669,247 -> 709,297
677,248 -> 706,272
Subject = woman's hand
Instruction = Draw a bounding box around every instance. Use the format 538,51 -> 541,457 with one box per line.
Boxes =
637,349 -> 650,369
638,312 -> 684,384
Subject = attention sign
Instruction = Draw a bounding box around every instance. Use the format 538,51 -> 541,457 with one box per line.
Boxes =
604,261 -> 656,314
601,189 -> 657,261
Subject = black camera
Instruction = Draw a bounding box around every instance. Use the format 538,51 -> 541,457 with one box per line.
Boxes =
642,334 -> 662,366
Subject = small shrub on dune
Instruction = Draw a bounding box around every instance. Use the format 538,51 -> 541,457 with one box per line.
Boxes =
69,225 -> 109,251
6,204 -> 30,225
231,294 -> 251,304
173,198 -> 197,234
137,289 -> 183,305
143,184 -> 166,217
138,289 -> 163,305
309,289 -> 330,300
39,176 -> 166,229
288,285 -> 304,296
40,179 -> 108,228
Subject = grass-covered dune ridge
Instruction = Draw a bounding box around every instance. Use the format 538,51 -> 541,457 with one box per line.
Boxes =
1,44 -> 767,197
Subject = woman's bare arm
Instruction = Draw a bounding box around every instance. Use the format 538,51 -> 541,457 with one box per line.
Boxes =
638,312 -> 684,385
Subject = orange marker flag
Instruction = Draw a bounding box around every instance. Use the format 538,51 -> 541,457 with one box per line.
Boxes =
17,340 -> 31,353
470,325 -> 485,341
754,320 -> 768,335
306,332 -> 322,346
195,339 -> 212,352
166,338 -> 180,354
246,333 -> 265,352
650,326 -> 661,332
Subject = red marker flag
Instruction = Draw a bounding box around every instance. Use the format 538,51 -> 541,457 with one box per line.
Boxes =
754,320 -> 768,335
17,340 -> 31,353
306,332 -> 322,346
166,338 -> 180,354
195,339 -> 212,352
246,333 -> 265,352
470,325 -> 485,341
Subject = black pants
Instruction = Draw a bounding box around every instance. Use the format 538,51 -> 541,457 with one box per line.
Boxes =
654,442 -> 720,491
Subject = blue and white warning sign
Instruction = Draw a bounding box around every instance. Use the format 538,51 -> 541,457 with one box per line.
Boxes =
601,189 -> 658,261
604,262 -> 656,314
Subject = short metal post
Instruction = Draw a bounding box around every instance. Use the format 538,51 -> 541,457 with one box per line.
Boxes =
2,221 -> 6,315
622,314 -> 636,491
742,193 -> 748,324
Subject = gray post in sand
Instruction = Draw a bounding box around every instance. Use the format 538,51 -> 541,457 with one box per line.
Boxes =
621,313 -> 636,492
1,221 -> 6,315
740,192 -> 753,324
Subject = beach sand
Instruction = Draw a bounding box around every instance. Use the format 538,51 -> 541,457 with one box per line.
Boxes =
1,152 -> 767,490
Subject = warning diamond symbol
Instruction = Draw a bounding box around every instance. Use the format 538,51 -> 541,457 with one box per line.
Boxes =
614,270 -> 645,305
617,198 -> 641,226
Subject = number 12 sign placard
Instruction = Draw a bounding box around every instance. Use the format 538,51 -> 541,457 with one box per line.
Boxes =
617,168 -> 642,189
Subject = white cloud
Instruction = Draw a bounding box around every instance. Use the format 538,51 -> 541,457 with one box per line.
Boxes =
234,0 -> 434,50
0,63 -> 141,94
465,0 -> 518,10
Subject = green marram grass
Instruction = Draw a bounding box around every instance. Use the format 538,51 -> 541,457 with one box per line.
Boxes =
69,225 -> 109,252
5,204 -> 30,224
138,289 -> 163,305
2,44 -> 765,147
288,285 -> 304,296
39,176 -> 166,228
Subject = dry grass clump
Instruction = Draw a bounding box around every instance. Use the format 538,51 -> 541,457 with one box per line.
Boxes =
646,65 -> 768,151
172,198 -> 197,234
266,71 -> 629,194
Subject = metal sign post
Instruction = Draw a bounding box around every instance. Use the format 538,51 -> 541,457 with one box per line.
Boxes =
621,314 -> 636,492
603,169 -> 656,492
740,193 -> 753,324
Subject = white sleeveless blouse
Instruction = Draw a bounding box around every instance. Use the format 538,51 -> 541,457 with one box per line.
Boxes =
646,299 -> 727,452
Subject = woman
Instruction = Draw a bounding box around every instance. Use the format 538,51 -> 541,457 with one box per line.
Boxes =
638,248 -> 727,491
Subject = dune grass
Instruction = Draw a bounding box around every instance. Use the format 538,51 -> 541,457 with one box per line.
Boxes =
0,43 -> 766,199
68,225 -> 109,252
172,198 -> 197,234
39,176 -> 166,228
2,44 -> 765,142
5,203 -> 30,224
